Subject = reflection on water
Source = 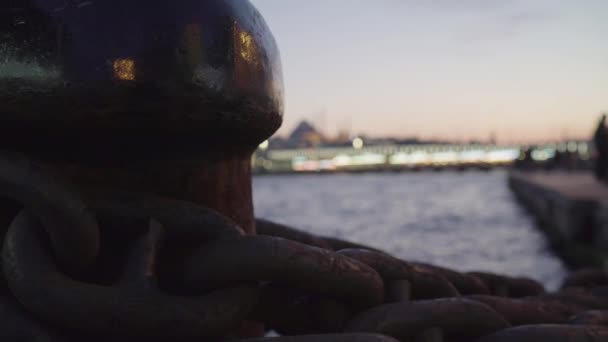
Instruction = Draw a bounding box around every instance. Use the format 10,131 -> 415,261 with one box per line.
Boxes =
253,170 -> 567,290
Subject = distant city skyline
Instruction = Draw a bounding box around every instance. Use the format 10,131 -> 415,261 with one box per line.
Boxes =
251,0 -> 608,143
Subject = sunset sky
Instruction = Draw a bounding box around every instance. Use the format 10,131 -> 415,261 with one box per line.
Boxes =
251,0 -> 608,143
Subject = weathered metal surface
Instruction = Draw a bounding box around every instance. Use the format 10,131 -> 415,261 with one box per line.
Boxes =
0,152 -> 99,273
256,219 -> 383,252
407,266 -> 461,300
337,249 -> 412,282
562,268 -> 608,289
239,334 -> 400,342
182,236 -> 384,308
3,212 -> 259,339
477,324 -> 608,342
466,295 -> 580,326
0,168 -> 608,340
84,188 -> 244,240
469,271 -> 545,298
344,298 -> 510,340
336,249 -> 459,300
0,296 -> 58,342
251,286 -> 351,335
411,262 -> 490,295
256,219 -> 333,249
59,156 -> 259,234
570,310 -> 608,326
0,0 -> 283,161
535,288 -> 608,310
336,249 -> 414,302
385,279 -> 411,303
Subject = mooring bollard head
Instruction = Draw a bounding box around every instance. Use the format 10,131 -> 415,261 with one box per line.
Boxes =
0,0 -> 284,162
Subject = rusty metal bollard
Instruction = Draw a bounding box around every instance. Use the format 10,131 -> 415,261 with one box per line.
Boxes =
0,0 -> 283,235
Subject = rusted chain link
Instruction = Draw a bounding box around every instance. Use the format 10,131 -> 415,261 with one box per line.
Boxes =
0,296 -> 57,342
3,212 -> 258,340
238,334 -> 400,341
465,295 -> 580,325
256,219 -> 383,252
251,285 -> 352,335
344,298 -> 511,340
477,324 -> 608,341
336,249 -> 459,300
87,188 -> 245,241
468,271 -> 545,297
410,262 -> 490,295
561,268 -> 608,289
570,310 -> 608,326
1,153 -> 608,341
182,236 -> 384,309
0,152 -> 99,273
534,287 -> 608,310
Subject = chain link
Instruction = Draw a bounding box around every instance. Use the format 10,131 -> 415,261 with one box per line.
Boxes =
0,153 -> 608,341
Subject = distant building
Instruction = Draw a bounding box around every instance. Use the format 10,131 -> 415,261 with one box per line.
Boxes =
284,121 -> 325,148
265,120 -> 451,150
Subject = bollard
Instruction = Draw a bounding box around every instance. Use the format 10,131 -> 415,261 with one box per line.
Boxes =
0,0 -> 284,234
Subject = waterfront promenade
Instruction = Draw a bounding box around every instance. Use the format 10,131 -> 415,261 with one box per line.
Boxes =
509,171 -> 608,268
513,172 -> 608,201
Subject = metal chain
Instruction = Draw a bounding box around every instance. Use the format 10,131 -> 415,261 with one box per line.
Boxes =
0,153 -> 608,341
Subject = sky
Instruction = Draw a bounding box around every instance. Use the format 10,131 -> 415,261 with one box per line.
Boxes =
251,0 -> 608,143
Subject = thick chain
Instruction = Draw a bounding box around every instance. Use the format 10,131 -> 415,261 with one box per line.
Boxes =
0,153 -> 608,341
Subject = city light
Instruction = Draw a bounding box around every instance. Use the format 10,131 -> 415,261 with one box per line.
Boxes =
531,149 -> 554,161
259,140 -> 269,150
113,59 -> 136,81
486,149 -> 521,163
254,140 -> 590,173
352,137 -> 364,150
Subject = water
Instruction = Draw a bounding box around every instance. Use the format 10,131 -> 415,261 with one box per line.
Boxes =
253,170 -> 568,290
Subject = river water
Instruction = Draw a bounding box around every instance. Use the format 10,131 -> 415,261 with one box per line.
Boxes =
253,170 -> 568,290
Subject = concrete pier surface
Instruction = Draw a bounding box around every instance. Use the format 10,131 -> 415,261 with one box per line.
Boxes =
509,171 -> 608,268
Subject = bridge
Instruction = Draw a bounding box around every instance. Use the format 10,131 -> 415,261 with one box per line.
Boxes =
253,141 -> 590,173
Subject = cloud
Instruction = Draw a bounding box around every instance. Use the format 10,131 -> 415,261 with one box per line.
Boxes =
391,0 -> 525,12
441,3 -> 556,44
383,0 -> 555,38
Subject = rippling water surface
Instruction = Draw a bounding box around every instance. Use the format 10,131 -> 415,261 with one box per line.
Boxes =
253,170 -> 567,290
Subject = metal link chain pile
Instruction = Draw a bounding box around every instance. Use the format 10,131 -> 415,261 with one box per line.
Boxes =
1,152 -> 608,341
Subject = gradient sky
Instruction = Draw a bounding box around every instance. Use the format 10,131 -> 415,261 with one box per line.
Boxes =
251,0 -> 608,143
